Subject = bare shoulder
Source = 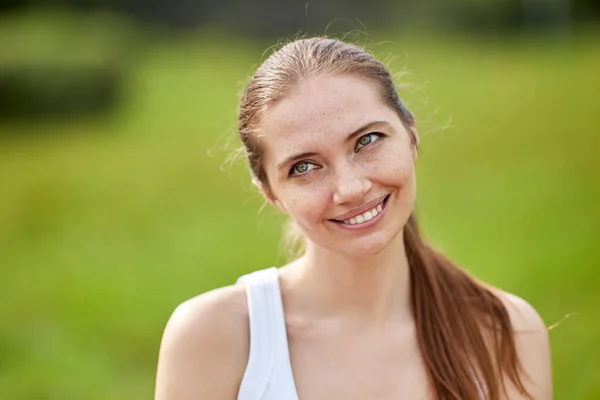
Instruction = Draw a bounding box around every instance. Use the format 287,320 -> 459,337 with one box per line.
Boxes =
155,284 -> 249,400
496,291 -> 546,332
495,290 -> 553,399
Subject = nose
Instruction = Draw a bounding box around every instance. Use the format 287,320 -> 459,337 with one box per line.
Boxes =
332,162 -> 372,205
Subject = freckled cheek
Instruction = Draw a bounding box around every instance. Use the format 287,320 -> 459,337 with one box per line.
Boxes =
283,186 -> 332,226
368,155 -> 415,187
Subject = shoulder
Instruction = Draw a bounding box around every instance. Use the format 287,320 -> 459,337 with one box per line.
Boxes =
155,284 -> 249,400
495,290 -> 553,400
497,291 -> 547,333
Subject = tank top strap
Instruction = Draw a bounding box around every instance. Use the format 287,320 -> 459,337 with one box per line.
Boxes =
236,267 -> 299,400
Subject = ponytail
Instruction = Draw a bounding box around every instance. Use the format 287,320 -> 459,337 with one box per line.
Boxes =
404,213 -> 531,400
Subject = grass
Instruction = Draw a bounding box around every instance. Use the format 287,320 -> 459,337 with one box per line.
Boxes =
1,27 -> 599,399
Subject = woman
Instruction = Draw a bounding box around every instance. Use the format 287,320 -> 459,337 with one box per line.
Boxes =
155,37 -> 552,400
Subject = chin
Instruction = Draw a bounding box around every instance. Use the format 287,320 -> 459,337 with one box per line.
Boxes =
353,233 -> 400,257
325,229 -> 401,259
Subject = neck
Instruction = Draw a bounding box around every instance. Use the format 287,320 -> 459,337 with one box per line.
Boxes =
288,230 -> 412,325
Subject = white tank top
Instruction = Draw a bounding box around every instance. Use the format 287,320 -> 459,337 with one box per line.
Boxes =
236,267 -> 300,400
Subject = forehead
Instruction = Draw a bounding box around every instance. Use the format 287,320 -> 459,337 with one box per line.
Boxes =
259,74 -> 399,149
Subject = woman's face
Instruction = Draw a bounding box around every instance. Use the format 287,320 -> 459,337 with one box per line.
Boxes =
259,74 -> 418,257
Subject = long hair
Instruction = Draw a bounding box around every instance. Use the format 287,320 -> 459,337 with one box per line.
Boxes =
237,37 -> 531,400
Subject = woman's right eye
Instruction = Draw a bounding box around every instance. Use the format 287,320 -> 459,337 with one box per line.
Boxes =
290,161 -> 318,176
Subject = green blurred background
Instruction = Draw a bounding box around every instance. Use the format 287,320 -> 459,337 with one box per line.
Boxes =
0,1 -> 599,399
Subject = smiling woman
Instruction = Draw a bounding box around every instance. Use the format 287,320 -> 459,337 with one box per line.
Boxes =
154,37 -> 553,400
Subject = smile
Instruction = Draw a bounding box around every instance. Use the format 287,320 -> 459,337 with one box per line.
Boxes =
342,203 -> 383,225
330,194 -> 390,229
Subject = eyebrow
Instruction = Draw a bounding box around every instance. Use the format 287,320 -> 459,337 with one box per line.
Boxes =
276,120 -> 392,171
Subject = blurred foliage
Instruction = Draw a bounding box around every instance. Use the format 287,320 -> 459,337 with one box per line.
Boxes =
2,0 -> 599,37
0,10 -> 139,119
0,9 -> 137,65
0,8 -> 599,400
0,66 -> 123,119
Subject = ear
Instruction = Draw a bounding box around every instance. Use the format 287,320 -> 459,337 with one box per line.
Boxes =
409,126 -> 420,162
272,199 -> 288,214
253,178 -> 289,214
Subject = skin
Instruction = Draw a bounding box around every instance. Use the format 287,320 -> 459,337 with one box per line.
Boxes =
155,75 -> 553,399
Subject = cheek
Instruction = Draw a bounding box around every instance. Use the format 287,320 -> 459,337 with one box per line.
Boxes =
396,163 -> 417,200
369,145 -> 416,186
281,184 -> 331,225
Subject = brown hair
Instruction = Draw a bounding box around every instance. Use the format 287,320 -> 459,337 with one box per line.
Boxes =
237,37 -> 531,400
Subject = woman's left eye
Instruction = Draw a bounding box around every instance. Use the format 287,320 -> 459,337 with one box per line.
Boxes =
355,133 -> 383,151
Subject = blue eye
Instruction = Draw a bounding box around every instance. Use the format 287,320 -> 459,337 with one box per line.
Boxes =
290,161 -> 318,176
355,133 -> 382,151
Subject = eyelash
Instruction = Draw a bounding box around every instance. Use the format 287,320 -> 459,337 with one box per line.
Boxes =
288,132 -> 384,177
354,132 -> 383,152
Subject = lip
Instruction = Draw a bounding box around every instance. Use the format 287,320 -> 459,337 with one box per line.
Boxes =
333,200 -> 388,231
330,194 -> 389,222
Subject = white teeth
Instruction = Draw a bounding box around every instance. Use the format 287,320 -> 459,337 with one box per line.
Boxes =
341,201 -> 385,226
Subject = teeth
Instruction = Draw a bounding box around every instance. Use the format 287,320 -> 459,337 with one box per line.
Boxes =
342,201 -> 385,226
